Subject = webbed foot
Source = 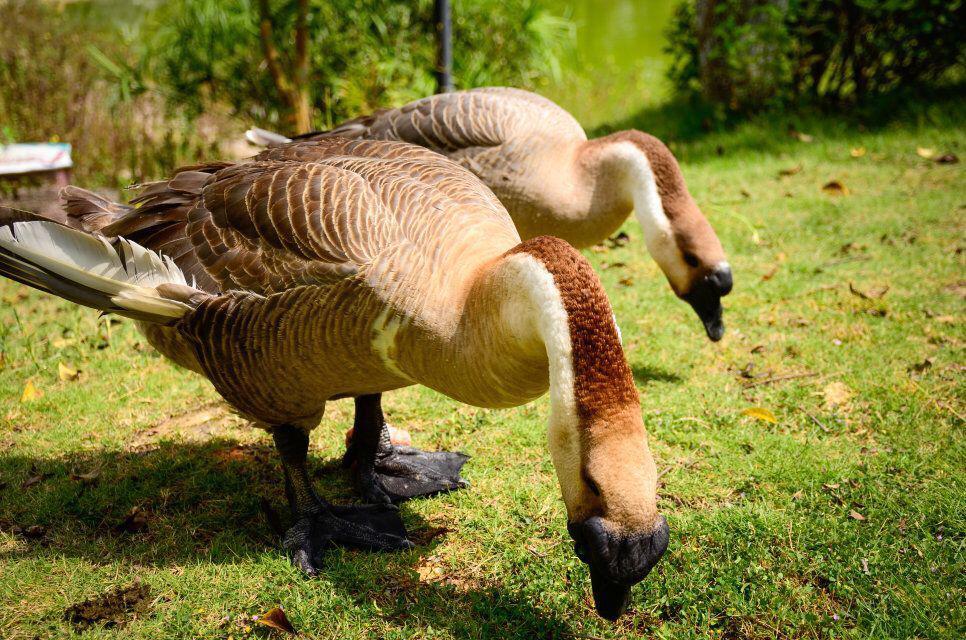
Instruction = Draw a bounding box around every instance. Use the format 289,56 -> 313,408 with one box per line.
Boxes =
284,503 -> 413,575
347,395 -> 470,504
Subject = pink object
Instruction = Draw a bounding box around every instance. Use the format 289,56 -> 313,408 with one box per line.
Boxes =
345,425 -> 412,447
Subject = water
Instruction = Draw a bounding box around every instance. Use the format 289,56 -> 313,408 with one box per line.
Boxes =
544,0 -> 679,128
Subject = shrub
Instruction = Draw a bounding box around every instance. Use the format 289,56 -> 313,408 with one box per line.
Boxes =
666,0 -> 966,112
139,0 -> 573,133
0,1 -> 225,188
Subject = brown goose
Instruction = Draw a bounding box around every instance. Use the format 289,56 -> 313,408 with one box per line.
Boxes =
250,87 -> 733,340
0,138 -> 667,619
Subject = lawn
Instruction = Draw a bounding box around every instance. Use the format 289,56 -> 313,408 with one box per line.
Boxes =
0,95 -> 963,639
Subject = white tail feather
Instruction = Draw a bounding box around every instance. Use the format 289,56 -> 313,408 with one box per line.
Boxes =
245,127 -> 292,148
0,221 -> 198,323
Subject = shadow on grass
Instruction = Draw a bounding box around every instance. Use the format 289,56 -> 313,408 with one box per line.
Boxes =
0,440 -> 577,638
631,362 -> 682,386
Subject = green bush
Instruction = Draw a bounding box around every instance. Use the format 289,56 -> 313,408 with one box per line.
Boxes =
666,0 -> 966,112
0,1 -> 225,187
139,0 -> 573,132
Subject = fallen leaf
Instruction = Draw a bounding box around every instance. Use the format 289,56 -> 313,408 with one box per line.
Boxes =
822,180 -> 849,195
823,483 -> 841,490
850,147 -> 866,158
21,472 -> 50,489
741,407 -> 778,423
788,128 -> 813,143
761,264 -> 780,281
58,362 -> 80,382
823,382 -> 853,410
115,507 -> 149,534
740,188 -> 751,198
916,147 -> 935,159
602,261 -> 626,270
861,558 -> 869,574
849,510 -> 866,521
935,153 -> 959,164
69,469 -> 100,484
23,524 -> 46,539
20,379 -> 43,403
932,315 -> 955,324
849,282 -> 889,300
907,357 -> 934,373
257,607 -> 297,635
791,490 -> 804,501
618,276 -> 634,287
52,337 -> 76,349
778,164 -> 802,176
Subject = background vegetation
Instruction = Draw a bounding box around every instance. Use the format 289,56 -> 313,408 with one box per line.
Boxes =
665,0 -> 965,113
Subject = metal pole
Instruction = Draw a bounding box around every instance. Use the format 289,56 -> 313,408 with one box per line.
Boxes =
434,0 -> 453,93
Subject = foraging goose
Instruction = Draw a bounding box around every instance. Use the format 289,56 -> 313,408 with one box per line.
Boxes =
249,87 -> 733,340
0,138 -> 667,620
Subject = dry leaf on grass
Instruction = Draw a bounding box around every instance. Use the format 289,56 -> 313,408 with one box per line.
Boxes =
849,510 -> 866,521
58,362 -> 80,382
849,283 -> 889,300
908,357 -> 934,373
778,165 -> 802,177
115,507 -> 149,534
20,379 -> 43,403
257,607 -> 297,635
935,153 -> 958,164
916,147 -> 935,159
850,147 -> 866,158
823,382 -> 853,410
822,180 -> 849,195
741,407 -> 778,423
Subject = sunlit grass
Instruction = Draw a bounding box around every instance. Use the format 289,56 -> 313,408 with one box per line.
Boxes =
0,98 -> 963,639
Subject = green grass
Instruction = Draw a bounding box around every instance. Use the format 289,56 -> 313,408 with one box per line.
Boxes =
1,96 -> 964,639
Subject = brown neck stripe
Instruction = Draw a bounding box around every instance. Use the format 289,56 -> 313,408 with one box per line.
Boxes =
507,236 -> 638,419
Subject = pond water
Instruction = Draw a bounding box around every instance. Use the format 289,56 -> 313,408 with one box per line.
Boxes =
544,0 -> 679,127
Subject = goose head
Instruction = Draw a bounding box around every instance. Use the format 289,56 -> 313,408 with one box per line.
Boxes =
554,405 -> 669,620
597,130 -> 733,341
501,238 -> 669,619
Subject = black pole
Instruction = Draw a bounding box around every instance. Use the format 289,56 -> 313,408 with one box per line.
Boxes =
434,0 -> 453,93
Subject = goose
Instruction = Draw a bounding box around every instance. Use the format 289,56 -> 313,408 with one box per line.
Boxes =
0,138 -> 668,620
248,87 -> 733,340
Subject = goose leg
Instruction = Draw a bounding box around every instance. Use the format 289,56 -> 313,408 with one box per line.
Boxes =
345,394 -> 469,504
272,424 -> 412,575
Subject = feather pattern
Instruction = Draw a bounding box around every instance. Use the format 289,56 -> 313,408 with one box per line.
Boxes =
0,220 -> 197,323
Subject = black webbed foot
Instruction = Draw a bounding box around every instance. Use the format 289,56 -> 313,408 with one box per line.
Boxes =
368,445 -> 469,502
284,504 -> 413,576
346,395 -> 470,504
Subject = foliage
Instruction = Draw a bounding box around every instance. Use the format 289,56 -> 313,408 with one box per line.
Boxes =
0,0 -> 226,188
665,0 -> 966,113
140,0 -> 573,134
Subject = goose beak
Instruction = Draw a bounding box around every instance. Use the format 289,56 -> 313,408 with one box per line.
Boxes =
681,264 -> 732,342
568,516 -> 670,620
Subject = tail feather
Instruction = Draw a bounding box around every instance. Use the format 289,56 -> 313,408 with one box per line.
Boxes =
61,185 -> 132,232
245,127 -> 292,148
0,220 -> 206,324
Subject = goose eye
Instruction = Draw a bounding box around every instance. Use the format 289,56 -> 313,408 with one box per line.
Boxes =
582,471 -> 601,496
683,251 -> 700,268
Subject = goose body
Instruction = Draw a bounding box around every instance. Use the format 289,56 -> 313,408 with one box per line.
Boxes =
257,87 -> 734,340
0,138 -> 667,619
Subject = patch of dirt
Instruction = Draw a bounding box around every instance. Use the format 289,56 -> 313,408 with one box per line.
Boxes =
130,402 -> 248,449
64,580 -> 153,629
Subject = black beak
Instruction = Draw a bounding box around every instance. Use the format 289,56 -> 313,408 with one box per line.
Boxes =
568,516 -> 670,620
682,265 -> 733,342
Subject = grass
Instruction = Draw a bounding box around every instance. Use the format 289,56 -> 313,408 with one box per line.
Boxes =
0,94 -> 964,639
